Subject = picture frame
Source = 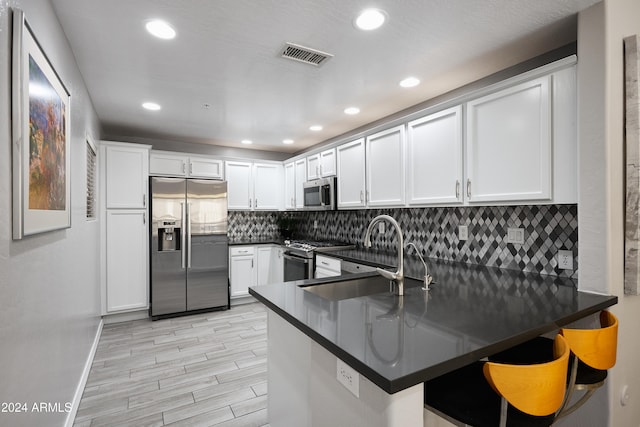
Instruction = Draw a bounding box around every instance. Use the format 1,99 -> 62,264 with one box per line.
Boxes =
12,8 -> 71,240
624,34 -> 640,295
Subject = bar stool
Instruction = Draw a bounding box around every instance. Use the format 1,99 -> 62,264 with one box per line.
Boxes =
424,334 -> 570,427
489,310 -> 618,419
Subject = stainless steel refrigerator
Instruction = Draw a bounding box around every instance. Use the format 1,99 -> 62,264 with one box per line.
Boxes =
150,177 -> 229,317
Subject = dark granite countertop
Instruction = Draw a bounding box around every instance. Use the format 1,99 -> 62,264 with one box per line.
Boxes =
249,258 -> 617,394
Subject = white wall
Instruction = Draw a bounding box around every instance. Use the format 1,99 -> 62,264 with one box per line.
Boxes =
577,0 -> 640,426
0,0 -> 102,426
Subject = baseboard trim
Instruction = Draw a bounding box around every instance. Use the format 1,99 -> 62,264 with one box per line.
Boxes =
65,318 -> 103,427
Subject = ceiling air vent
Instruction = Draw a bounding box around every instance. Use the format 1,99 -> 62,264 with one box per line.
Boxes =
281,42 -> 333,67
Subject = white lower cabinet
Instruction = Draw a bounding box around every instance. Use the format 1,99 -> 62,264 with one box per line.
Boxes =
230,246 -> 257,297
315,255 -> 341,278
231,245 -> 284,297
105,210 -> 148,313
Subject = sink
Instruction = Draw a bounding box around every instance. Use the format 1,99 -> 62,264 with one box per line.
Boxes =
301,275 -> 420,301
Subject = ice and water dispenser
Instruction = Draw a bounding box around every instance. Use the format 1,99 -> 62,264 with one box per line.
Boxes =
158,220 -> 180,251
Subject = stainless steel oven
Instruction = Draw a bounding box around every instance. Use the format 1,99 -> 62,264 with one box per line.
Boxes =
303,177 -> 337,211
283,240 -> 355,281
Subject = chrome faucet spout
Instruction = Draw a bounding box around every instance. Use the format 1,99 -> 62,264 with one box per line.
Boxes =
363,215 -> 405,295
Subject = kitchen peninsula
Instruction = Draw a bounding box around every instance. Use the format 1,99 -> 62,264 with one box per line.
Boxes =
249,257 -> 617,427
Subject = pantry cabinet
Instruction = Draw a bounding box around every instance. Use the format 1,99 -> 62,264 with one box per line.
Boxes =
466,75 -> 551,203
407,106 -> 463,205
100,141 -> 150,315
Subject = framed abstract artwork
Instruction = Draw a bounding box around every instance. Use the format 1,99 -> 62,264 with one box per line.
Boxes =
12,8 -> 71,239
625,34 -> 640,295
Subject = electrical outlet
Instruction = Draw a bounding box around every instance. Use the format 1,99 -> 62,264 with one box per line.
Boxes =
378,222 -> 385,233
507,228 -> 525,245
558,250 -> 573,270
459,225 -> 468,241
313,220 -> 318,229
336,358 -> 360,397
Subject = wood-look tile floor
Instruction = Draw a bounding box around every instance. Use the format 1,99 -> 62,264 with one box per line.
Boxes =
74,303 -> 269,427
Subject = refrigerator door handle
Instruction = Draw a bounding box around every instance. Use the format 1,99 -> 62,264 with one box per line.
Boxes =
181,202 -> 187,269
187,202 -> 192,269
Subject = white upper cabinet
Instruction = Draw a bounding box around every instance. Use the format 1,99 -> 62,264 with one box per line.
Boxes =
150,151 -> 223,179
307,148 -> 336,180
307,154 -> 320,180
104,143 -> 149,209
337,139 -> 366,208
226,161 -> 253,210
466,75 -> 551,203
284,162 -> 295,210
226,161 -> 283,210
294,159 -> 307,209
366,125 -> 406,207
320,148 -> 336,177
407,106 -> 463,205
254,163 -> 282,210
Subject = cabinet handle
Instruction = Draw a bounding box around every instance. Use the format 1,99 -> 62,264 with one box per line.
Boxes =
319,164 -> 323,176
360,190 -> 364,203
255,198 -> 258,208
455,180 -> 460,199
143,194 -> 146,207
143,213 -> 145,224
366,190 -> 369,203
321,261 -> 329,266
249,199 -> 252,208
183,162 -> 186,173
189,163 -> 193,174
466,179 -> 471,198
251,259 -> 254,268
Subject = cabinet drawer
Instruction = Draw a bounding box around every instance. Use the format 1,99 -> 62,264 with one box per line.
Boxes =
315,255 -> 341,274
341,260 -> 376,274
230,246 -> 255,256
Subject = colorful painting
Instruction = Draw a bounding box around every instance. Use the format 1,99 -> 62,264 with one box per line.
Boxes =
28,54 -> 67,211
12,8 -> 71,239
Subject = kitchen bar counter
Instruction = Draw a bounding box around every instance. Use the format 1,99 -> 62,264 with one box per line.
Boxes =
249,258 -> 617,394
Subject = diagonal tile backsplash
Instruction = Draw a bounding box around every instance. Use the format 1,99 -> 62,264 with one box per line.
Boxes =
228,204 -> 578,278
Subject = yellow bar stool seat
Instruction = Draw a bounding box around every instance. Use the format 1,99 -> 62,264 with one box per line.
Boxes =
424,334 -> 569,427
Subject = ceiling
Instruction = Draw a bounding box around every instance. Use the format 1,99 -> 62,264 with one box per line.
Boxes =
51,0 -> 599,154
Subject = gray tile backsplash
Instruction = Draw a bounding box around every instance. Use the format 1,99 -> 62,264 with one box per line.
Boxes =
229,204 -> 578,278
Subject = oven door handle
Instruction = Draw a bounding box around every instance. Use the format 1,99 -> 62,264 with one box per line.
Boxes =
283,253 -> 311,264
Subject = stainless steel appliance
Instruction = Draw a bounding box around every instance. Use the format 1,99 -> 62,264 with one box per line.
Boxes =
283,240 -> 354,281
303,177 -> 337,210
150,177 -> 229,318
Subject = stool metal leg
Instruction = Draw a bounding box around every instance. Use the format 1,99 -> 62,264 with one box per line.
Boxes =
499,397 -> 508,427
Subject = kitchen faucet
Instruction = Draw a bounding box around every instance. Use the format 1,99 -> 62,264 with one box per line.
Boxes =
363,214 -> 405,295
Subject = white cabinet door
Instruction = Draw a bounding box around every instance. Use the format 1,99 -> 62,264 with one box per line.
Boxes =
307,154 -> 320,180
366,125 -> 406,207
337,139 -> 366,208
466,76 -> 551,203
407,106 -> 463,205
189,157 -> 223,179
294,159 -> 307,209
226,161 -> 252,210
270,246 -> 284,283
254,163 -> 282,210
284,162 -> 295,210
320,148 -> 336,177
257,246 -> 272,286
105,145 -> 149,209
230,246 -> 256,297
105,210 -> 148,312
149,152 -> 188,177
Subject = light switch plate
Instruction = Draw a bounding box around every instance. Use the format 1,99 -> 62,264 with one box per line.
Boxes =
507,228 -> 525,245
378,222 -> 385,234
336,358 -> 359,397
459,225 -> 468,241
558,250 -> 573,270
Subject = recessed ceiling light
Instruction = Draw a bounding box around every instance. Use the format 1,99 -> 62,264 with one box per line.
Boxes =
344,107 -> 360,115
400,77 -> 421,88
241,139 -> 253,145
309,125 -> 323,131
145,20 -> 176,40
355,9 -> 386,31
283,139 -> 294,145
142,102 -> 161,111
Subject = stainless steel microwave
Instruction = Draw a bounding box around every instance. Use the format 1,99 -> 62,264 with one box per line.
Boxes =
303,177 -> 337,210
